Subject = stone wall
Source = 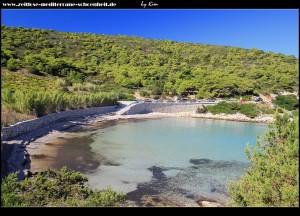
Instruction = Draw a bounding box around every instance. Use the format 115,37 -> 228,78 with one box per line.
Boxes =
1,106 -> 117,141
122,103 -> 202,115
1,103 -> 206,141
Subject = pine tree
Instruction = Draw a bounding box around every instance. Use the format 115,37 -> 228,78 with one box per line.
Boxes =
228,113 -> 299,207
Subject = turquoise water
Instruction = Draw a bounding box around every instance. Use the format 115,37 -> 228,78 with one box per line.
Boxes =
77,117 -> 267,204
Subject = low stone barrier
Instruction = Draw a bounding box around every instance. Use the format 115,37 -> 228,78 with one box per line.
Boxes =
1,106 -> 117,141
122,103 -> 202,115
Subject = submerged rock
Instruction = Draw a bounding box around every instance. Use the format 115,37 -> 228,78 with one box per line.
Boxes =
189,158 -> 212,165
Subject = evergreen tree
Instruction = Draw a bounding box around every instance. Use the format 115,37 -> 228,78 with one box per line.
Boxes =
228,113 -> 299,206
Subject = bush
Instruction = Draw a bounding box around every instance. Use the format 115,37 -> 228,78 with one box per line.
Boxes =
260,107 -> 275,115
72,83 -> 96,92
60,86 -> 69,92
72,83 -> 82,91
56,78 -> 67,88
127,89 -> 135,94
277,108 -> 284,113
139,90 -> 150,98
28,66 -> 43,75
1,167 -> 126,207
291,109 -> 299,118
273,95 -> 299,111
240,95 -> 253,101
196,105 -> 208,114
207,102 -> 260,118
208,102 -> 239,115
125,94 -> 135,101
239,104 -> 259,119
228,113 -> 299,206
117,92 -> 135,101
85,83 -> 96,92
66,71 -> 85,85
6,58 -> 21,71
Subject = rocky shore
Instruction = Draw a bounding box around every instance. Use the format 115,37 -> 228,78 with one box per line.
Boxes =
181,112 -> 273,123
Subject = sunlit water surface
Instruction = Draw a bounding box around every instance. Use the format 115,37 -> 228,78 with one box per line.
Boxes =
33,118 -> 267,204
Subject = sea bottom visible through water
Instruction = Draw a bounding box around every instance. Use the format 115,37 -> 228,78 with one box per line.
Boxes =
29,117 -> 267,205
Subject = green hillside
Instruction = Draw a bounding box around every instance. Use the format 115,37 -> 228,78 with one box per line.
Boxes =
2,25 -> 298,98
1,25 -> 299,125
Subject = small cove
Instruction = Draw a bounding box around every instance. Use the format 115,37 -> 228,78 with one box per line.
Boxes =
28,117 -> 267,205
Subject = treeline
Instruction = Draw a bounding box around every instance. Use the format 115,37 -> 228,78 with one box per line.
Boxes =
1,25 -> 299,98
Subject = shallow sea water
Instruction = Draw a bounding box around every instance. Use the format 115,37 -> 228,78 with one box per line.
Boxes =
30,117 -> 267,204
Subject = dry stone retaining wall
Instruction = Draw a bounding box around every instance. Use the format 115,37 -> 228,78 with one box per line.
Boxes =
1,103 -> 204,141
1,106 -> 117,141
122,103 -> 202,115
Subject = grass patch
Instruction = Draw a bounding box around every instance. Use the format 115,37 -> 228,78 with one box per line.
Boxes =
1,88 -> 119,118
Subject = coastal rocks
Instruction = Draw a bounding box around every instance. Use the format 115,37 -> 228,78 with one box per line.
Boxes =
192,112 -> 273,123
141,195 -> 224,207
195,195 -> 224,207
140,195 -> 190,207
198,200 -> 223,207
142,196 -> 171,206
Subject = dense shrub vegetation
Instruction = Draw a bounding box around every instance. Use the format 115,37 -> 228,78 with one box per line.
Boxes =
1,69 -> 58,91
228,113 -> 299,206
273,95 -> 299,111
1,25 -> 298,98
1,25 -> 298,124
1,166 -> 126,207
207,102 -> 260,118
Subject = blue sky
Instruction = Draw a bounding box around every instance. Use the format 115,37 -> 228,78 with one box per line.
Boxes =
1,9 -> 299,57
